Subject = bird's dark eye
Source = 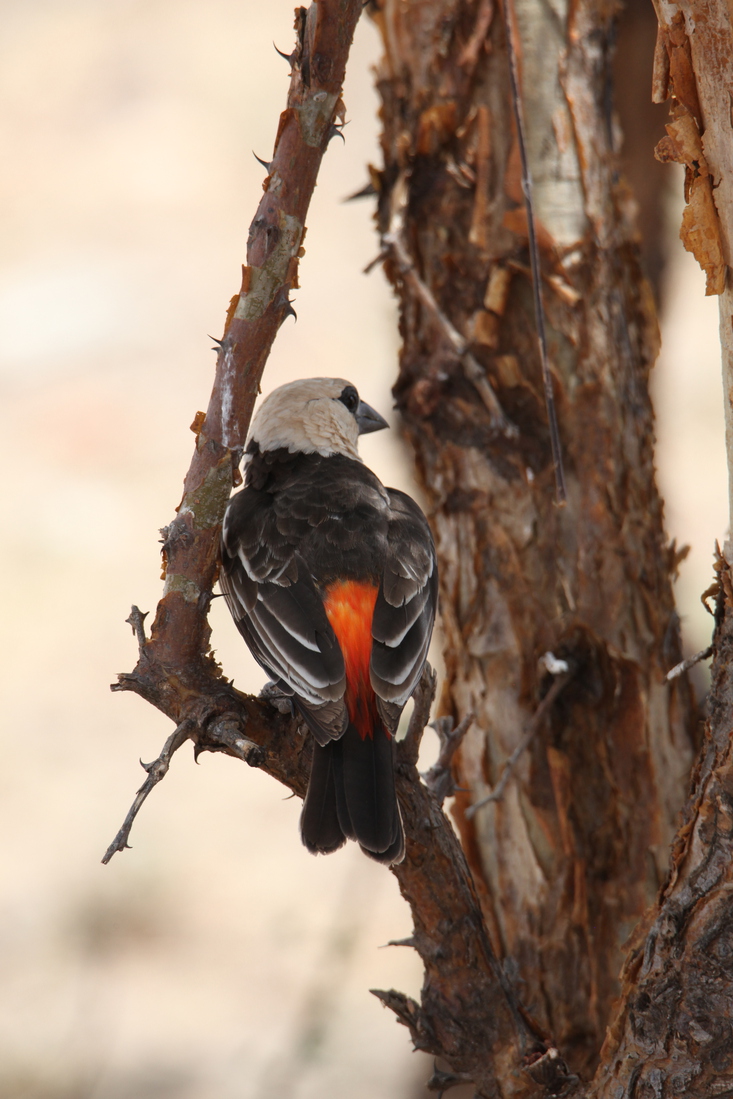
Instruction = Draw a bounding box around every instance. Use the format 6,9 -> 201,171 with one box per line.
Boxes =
338,385 -> 359,414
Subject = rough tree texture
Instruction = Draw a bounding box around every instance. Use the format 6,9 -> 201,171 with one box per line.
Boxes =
112,0 -> 733,1093
110,4 -> 580,1094
591,5 -> 733,1095
371,0 -> 696,1078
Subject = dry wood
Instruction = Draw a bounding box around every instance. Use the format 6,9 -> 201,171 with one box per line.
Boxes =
108,0 -> 733,1094
109,4 -> 576,1094
589,7 -> 733,1095
371,0 -> 697,1080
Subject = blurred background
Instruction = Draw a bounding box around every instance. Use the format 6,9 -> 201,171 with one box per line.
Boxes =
0,3 -> 725,1098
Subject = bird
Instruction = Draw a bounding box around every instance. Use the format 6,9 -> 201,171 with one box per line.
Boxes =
219,377 -> 438,864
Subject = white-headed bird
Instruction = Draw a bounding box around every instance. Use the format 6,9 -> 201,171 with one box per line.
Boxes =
219,378 -> 437,864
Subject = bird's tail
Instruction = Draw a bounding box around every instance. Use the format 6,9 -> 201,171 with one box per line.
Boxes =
300,722 -> 404,865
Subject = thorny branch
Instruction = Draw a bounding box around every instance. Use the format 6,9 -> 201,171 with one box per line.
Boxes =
108,2 -> 583,1095
102,718 -> 195,864
110,0 -> 366,823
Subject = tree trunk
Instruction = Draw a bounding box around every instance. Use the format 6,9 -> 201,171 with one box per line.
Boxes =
113,1 -> 733,1091
371,0 -> 696,1078
589,5 -> 733,1094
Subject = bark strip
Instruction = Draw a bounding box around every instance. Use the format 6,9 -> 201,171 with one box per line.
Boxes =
371,0 -> 696,1078
652,0 -> 733,550
589,6 -> 733,1095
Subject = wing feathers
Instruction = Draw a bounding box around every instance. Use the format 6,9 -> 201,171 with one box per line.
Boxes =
220,448 -> 436,864
369,489 -> 437,708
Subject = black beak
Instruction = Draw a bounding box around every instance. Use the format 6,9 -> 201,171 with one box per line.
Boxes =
355,399 -> 389,435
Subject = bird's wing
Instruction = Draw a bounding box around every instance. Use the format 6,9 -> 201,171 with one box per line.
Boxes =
371,488 -> 438,717
220,486 -> 348,744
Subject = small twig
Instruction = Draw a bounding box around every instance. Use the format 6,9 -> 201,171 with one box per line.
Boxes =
363,249 -> 389,275
125,605 -> 149,651
426,1063 -> 474,1094
384,230 -> 517,439
398,663 -> 438,766
102,718 -> 194,864
466,668 -> 572,818
422,712 -> 474,805
502,0 -> 566,505
666,644 -> 713,682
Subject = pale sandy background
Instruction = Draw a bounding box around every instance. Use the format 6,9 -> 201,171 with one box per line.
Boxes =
0,3 -> 725,1098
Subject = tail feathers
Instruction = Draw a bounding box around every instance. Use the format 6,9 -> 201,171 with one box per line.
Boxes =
300,724 -> 404,865
338,723 -> 403,861
300,740 -> 347,856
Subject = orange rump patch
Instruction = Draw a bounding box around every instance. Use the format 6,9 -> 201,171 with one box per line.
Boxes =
323,580 -> 380,740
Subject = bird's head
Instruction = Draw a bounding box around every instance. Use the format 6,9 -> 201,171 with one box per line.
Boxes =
247,377 -> 388,460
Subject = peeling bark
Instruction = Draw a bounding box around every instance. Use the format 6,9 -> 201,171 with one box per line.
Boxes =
111,0 -> 733,1094
590,6 -> 733,1095
110,5 -> 578,1094
371,0 -> 696,1078
652,0 -> 733,560
593,555 -> 733,1098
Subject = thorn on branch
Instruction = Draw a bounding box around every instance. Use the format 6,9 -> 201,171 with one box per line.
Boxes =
274,286 -> 298,324
666,644 -> 713,681
273,41 -> 295,65
344,181 -> 377,201
422,712 -> 473,805
327,122 -> 346,146
102,718 -> 194,864
384,935 -> 417,948
371,988 -> 435,1052
253,151 -> 273,172
466,661 -> 573,817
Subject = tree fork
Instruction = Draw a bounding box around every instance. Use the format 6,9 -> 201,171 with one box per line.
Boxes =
109,3 -> 576,1095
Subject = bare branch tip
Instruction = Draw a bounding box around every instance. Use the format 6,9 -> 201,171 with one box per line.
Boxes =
125,605 -> 149,648
102,719 -> 193,865
363,250 -> 388,275
666,644 -> 714,681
